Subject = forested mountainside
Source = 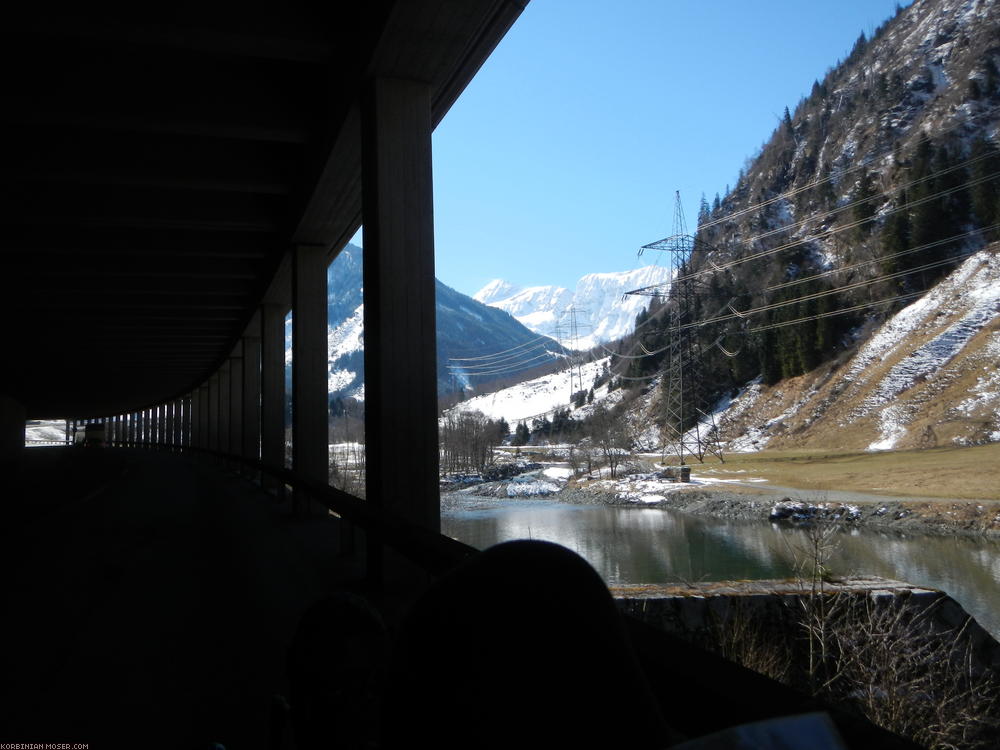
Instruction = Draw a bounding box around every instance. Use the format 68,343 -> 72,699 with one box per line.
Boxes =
615,0 -> 1000,447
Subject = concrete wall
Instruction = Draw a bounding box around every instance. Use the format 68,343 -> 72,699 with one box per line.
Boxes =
614,577 -> 1000,675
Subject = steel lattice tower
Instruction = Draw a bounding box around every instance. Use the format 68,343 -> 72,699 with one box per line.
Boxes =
633,192 -> 724,465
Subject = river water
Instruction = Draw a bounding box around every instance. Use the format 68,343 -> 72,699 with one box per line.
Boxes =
441,495 -> 1000,639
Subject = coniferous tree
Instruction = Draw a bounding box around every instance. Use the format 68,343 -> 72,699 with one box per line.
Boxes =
880,191 -> 911,287
931,143 -> 969,253
908,138 -> 938,268
851,170 -> 877,239
970,137 -> 1000,239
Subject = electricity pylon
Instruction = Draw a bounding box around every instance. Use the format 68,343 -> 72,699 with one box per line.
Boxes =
633,191 -> 724,465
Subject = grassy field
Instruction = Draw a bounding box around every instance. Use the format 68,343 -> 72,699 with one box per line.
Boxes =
694,443 -> 1000,501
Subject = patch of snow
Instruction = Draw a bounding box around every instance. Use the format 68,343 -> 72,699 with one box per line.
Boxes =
542,466 -> 573,480
328,368 -> 357,393
328,303 -> 364,358
450,358 -> 612,426
867,404 -> 910,451
506,479 -> 560,497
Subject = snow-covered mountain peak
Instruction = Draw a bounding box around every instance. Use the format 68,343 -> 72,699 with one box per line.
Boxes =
473,278 -> 520,305
474,265 -> 673,350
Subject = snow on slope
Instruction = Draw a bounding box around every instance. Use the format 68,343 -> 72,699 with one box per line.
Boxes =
714,249 -> 1000,452
451,358 -> 613,426
474,265 -> 673,350
857,252 -> 1000,450
329,303 -> 364,357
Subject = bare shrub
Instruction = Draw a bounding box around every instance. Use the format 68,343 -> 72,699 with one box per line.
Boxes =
823,597 -> 999,749
706,518 -> 1000,747
707,601 -> 792,685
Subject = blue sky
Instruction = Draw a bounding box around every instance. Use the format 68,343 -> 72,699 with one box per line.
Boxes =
428,0 -> 911,297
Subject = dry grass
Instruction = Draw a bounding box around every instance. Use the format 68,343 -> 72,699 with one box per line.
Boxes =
698,443 -> 1000,501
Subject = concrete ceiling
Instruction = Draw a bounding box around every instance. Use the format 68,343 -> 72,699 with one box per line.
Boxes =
1,2 -> 525,418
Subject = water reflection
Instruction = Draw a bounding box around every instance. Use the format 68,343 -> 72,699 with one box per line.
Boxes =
441,496 -> 1000,639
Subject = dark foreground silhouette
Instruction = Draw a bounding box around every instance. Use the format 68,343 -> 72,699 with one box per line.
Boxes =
287,540 -> 676,749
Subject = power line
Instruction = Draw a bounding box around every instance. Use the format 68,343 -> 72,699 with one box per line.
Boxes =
683,106 -> 999,237
640,167 -> 1000,291
448,335 -> 553,362
448,340 -> 556,370
447,351 -> 563,378
608,240 -> 992,365
697,148 -> 1000,254
765,224 -> 1000,293
622,223 -> 995,349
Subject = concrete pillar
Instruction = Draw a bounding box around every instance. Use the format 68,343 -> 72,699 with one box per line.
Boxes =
190,391 -> 200,449
185,395 -> 192,447
0,395 -> 26,468
158,404 -> 166,446
199,385 -> 210,450
164,402 -> 173,447
242,316 -> 262,463
171,399 -> 181,447
229,349 -> 243,459
362,77 -> 439,534
219,362 -> 231,455
293,245 -> 329,501
260,303 -> 286,472
208,374 -> 220,453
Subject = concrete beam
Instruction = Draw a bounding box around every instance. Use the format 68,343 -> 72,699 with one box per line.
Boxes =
362,77 -> 439,533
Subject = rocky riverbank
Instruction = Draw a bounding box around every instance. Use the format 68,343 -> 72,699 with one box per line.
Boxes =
556,481 -> 1000,538
441,460 -> 1000,538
